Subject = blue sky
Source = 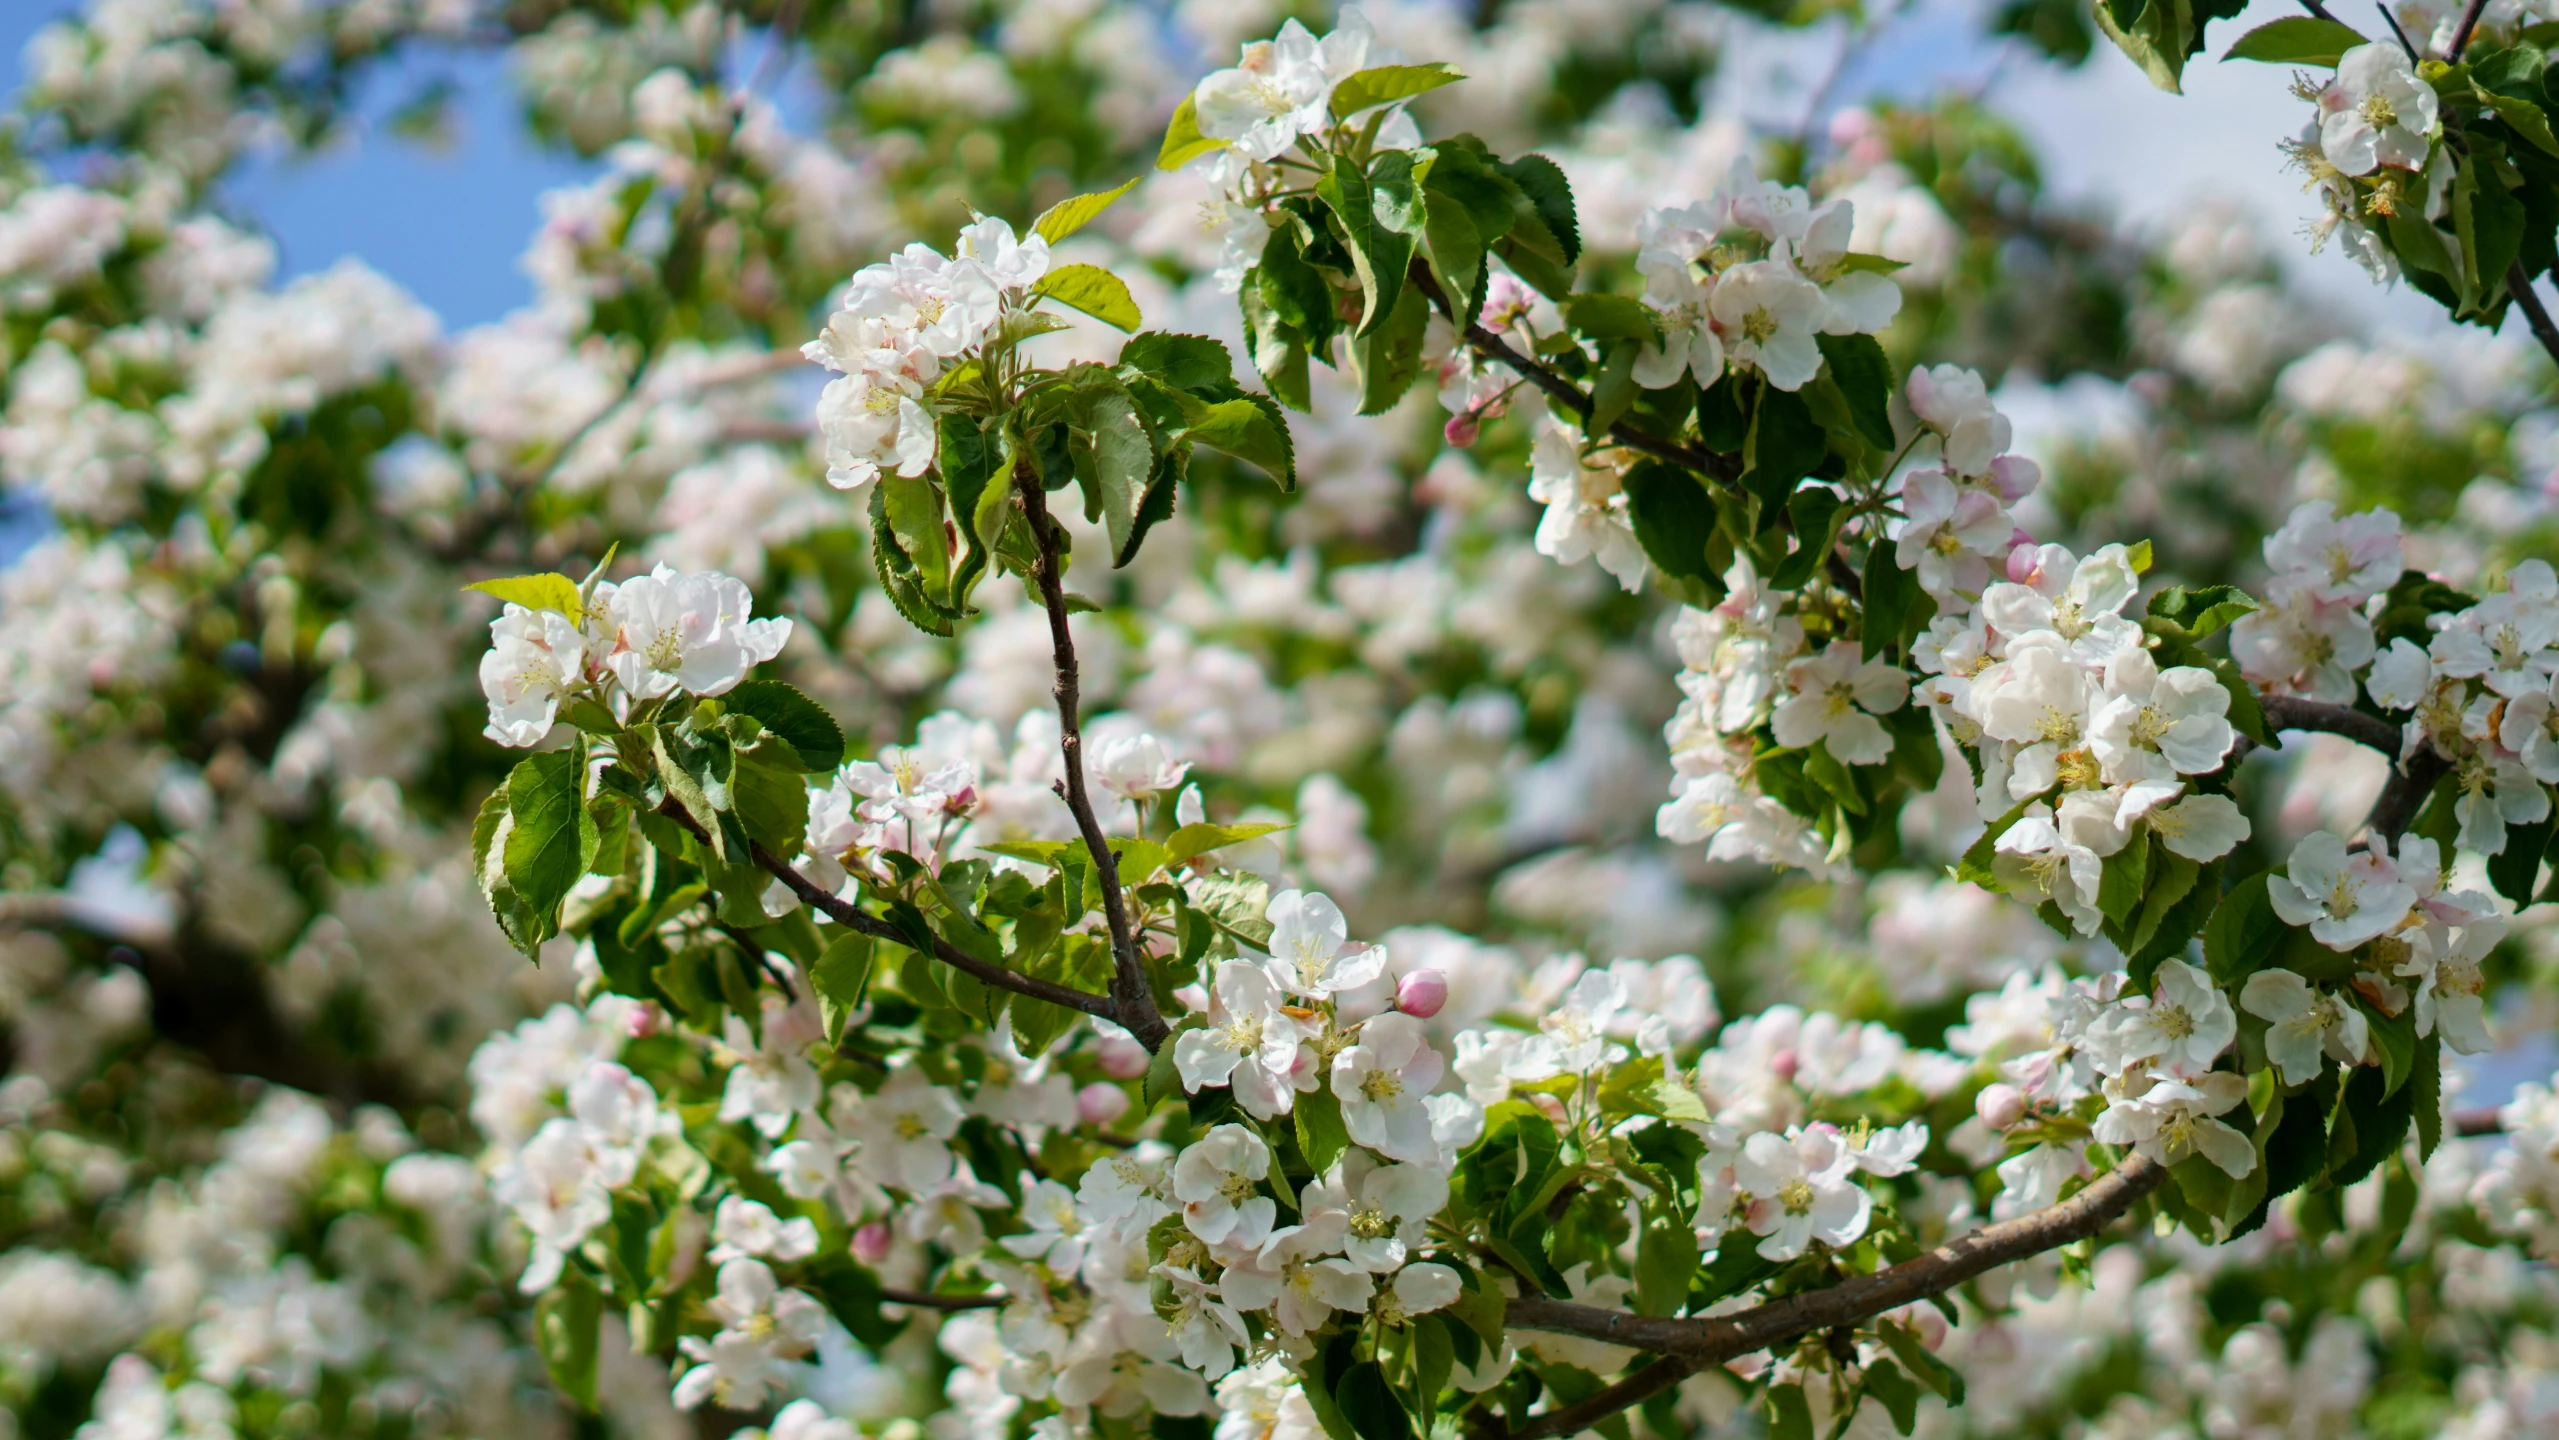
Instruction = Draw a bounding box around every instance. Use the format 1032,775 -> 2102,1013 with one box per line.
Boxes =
4,5 -> 596,328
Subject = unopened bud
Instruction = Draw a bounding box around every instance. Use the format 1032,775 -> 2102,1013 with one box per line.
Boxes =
1095,1033 -> 1151,1080
1769,1048 -> 1799,1083
1975,1082 -> 2028,1131
1527,1092 -> 1571,1128
1396,969 -> 1449,1019
1444,411 -> 1481,448
1077,1082 -> 1131,1128
851,1222 -> 893,1265
2005,536 -> 2040,583
625,1002 -> 663,1040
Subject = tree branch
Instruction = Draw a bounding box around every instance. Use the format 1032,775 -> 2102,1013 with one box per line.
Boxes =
2258,695 -> 2404,755
2448,0 -> 2493,59
1497,1155 -> 2164,1428
1011,462 -> 1173,1052
1405,265 -> 1742,484
878,1287 -> 1007,1311
2506,264 -> 2559,375
649,799 -> 1117,1021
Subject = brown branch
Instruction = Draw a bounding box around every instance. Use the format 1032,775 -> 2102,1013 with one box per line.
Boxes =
2448,0 -> 2492,59
2455,1107 -> 2504,1137
2257,695 -> 2403,755
2507,264 -> 2559,375
1405,265 -> 1742,485
650,799 -> 1116,1020
2365,746 -> 2451,847
1499,1155 -> 2163,1378
1507,1358 -> 1702,1440
1010,462 -> 1172,1051
878,1287 -> 1006,1311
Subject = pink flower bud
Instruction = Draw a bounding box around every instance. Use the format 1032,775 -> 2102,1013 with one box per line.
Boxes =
1077,1082 -> 1131,1128
1528,1092 -> 1571,1128
1768,1048 -> 1799,1083
851,1222 -> 893,1265
1396,969 -> 1449,1019
1444,411 -> 1481,448
1975,1082 -> 2027,1131
1095,1033 -> 1151,1080
2004,537 -> 2040,583
625,1002 -> 662,1039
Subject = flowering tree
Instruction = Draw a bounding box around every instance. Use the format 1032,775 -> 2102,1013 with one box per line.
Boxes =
11,0 -> 2559,1437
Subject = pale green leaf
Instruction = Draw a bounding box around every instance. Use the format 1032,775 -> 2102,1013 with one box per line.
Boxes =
1032,263 -> 1144,331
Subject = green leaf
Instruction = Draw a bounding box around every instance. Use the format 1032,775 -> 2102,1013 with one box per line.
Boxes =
1411,1313 -> 1456,1405
1068,385 -> 1156,565
1862,536 -> 1920,663
939,408 -> 1009,607
1768,1384 -> 1813,1440
1034,263 -> 1143,331
1771,487 -> 1846,591
1157,92 -> 1229,171
1332,1363 -> 1414,1440
2213,660 -> 2270,746
1145,1021 -> 1195,1111
2221,14 -> 2366,63
2145,583 -> 2259,639
2415,1032 -> 2444,1159
1496,154 -> 1580,264
2361,993 -> 2418,1097
1119,332 -> 1236,390
1879,1320 -> 1964,1405
1034,177 -> 1141,243
2202,870 -> 2284,985
505,748 -> 599,950
1183,398 -> 1297,489
868,483 -> 956,637
1166,821 -> 1289,867
1296,1086 -> 1353,1174
2334,1061 -> 2416,1188
2228,1084 -> 2330,1239
466,572 -> 584,626
1865,1360 -> 1921,1436
534,1275 -> 602,1410
722,680 -> 844,772
2491,94 -> 2559,157
1635,1208 -> 1700,1317
1743,383 -> 1828,520
1623,461 -> 1720,586
2097,833 -> 2152,926
807,1256 -> 902,1348
1348,285 -> 1432,415
2488,803 -> 2554,905
2124,850 -> 2205,984
1331,62 -> 1465,116
1815,333 -> 1897,450
1318,159 -> 1415,337
812,930 -> 875,1045
1418,187 -> 1483,323
1563,294 -> 1661,343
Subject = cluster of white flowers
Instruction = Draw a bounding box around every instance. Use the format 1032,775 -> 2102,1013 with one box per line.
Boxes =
2265,830 -> 2502,1055
2287,44 -> 2445,282
2363,558 -> 2559,854
803,217 -> 1054,490
477,563 -> 793,747
2230,500 -> 2404,706
1888,365 -> 2043,610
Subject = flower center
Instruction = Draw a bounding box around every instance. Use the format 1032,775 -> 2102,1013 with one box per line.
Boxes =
1777,1178 -> 1816,1215
1350,1204 -> 1392,1239
1221,1015 -> 1265,1053
1743,308 -> 1779,344
2055,747 -> 2101,789
2154,1004 -> 2195,1041
2359,92 -> 2397,130
1219,1171 -> 1260,1206
1360,1068 -> 1402,1103
2129,705 -> 2172,750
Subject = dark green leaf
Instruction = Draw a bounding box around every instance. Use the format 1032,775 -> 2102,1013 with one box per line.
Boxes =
1815,333 -> 1896,450
2488,796 -> 2554,905
2333,1061 -> 2416,1188
1496,154 -> 1579,264
2145,583 -> 2259,639
722,680 -> 844,772
1635,1208 -> 1700,1317
1296,1086 -> 1353,1175
2202,871 -> 2284,985
812,930 -> 876,1044
1864,1360 -> 1921,1436
1348,285 -> 1433,415
1120,332 -> 1236,390
1318,159 -> 1415,337
534,1275 -> 602,1410
1879,1321 -> 1964,1405
2220,14 -> 2366,63
1768,1383 -> 1813,1440
1332,1362 -> 1414,1440
505,748 -> 600,952
1771,488 -> 1846,590
1744,384 -> 1828,520
1623,461 -> 1719,585
1184,397 -> 1297,489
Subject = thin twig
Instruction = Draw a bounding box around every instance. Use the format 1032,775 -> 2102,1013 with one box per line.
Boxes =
878,1287 -> 1007,1311
2257,695 -> 2404,755
2507,264 -> 2559,374
2447,0 -> 2492,59
2293,0 -> 2345,21
651,799 -> 1117,1019
2376,0 -> 2422,60
1498,1156 -> 2164,1401
717,921 -> 798,1002
1011,462 -> 1172,1051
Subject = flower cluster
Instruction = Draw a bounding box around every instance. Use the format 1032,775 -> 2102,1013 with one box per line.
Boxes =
2286,44 -> 2446,281
2363,557 -> 2559,853
2267,831 -> 2502,1055
803,217 -> 1053,490
2229,500 -> 2404,706
478,564 -> 793,747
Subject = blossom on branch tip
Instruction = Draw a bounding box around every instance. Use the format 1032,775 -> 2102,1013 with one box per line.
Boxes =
1771,640 -> 1909,765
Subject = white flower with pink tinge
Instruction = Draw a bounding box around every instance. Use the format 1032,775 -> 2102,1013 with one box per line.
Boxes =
1734,1124 -> 1873,1261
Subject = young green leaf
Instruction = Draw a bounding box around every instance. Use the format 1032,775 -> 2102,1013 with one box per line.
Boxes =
1033,176 -> 1141,244
722,679 -> 845,772
1157,92 -> 1229,171
1033,264 -> 1144,330
1182,398 -> 1297,489
504,748 -> 599,949
1330,62 -> 1465,117
1317,159 -> 1415,336
2220,14 -> 2367,64
1119,332 -> 1237,391
465,572 -> 583,625
533,1276 -> 602,1410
